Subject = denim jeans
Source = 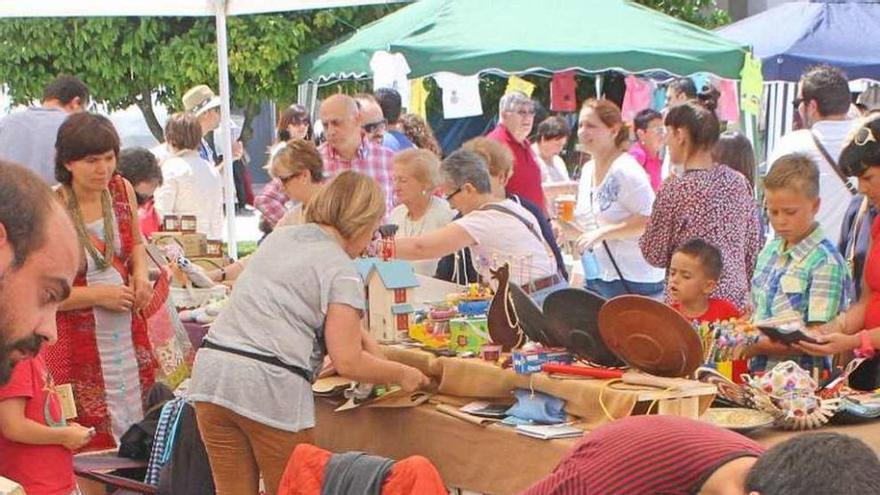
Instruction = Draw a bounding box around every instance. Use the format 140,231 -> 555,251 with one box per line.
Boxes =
584,278 -> 664,300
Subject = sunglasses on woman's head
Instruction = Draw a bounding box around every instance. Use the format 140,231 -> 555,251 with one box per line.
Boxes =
855,126 -> 878,147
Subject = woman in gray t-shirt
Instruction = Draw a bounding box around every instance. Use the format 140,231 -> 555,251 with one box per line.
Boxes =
188,171 -> 429,495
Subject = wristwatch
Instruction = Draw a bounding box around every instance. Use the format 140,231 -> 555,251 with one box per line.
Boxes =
854,330 -> 876,359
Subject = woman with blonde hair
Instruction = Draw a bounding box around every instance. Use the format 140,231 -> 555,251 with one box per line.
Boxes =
189,170 -> 429,495
390,148 -> 455,275
209,139 -> 324,283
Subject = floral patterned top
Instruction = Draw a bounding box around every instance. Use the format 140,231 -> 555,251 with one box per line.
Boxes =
640,165 -> 763,308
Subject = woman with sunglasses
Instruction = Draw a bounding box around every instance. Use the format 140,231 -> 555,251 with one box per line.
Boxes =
798,117 -> 880,360
255,105 -> 313,234
208,139 -> 325,283
117,147 -> 163,238
396,149 -> 565,304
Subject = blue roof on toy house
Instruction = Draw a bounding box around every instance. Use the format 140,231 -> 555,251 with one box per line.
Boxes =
355,258 -> 379,282
359,259 -> 419,289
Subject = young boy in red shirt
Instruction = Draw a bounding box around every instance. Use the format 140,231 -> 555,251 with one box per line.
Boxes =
668,239 -> 740,324
0,353 -> 94,495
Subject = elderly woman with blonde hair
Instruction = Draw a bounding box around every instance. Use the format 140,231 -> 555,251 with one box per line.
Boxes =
390,148 -> 455,275
189,170 -> 429,495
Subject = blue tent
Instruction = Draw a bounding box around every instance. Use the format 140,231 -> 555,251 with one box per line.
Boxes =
716,0 -> 880,81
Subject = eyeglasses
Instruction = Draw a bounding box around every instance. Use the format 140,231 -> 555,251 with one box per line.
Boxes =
855,126 -> 878,146
445,186 -> 463,202
513,108 -> 536,117
363,119 -> 386,134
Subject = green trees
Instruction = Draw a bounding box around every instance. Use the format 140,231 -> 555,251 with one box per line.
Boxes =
0,6 -> 396,141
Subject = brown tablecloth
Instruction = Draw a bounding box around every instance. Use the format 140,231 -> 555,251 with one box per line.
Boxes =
383,346 -> 715,429
315,399 -> 576,495
316,400 -> 880,495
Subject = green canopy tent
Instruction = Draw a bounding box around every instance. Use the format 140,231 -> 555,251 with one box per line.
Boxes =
298,0 -> 749,84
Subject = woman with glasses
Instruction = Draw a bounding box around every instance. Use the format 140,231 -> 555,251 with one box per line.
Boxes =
396,150 -> 564,304
798,117 -> 880,361
208,139 -> 325,284
256,105 -> 314,235
153,112 -> 224,240
116,147 -> 163,238
640,102 -> 762,309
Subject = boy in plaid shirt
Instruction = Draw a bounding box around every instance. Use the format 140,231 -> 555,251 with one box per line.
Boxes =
746,154 -> 852,372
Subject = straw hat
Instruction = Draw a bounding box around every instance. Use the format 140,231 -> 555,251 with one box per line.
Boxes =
182,85 -> 221,116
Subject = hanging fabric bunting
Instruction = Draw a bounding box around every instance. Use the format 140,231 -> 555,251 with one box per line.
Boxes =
740,53 -> 764,116
410,78 -> 429,118
370,51 -> 412,105
505,75 -> 536,97
652,86 -> 667,111
621,75 -> 654,121
433,72 -> 483,119
550,71 -> 577,112
691,72 -> 711,92
716,78 -> 740,122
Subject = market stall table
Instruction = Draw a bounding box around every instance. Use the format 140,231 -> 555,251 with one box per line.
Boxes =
315,400 -> 880,495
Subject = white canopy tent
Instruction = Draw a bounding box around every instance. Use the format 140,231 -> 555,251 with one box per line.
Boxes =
0,0 -> 403,258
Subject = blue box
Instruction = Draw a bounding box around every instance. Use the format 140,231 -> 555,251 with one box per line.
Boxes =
512,347 -> 572,374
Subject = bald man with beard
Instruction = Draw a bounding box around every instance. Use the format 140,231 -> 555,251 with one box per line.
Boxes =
0,162 -> 79,385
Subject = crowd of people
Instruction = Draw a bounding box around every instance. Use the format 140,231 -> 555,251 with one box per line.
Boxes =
2,60 -> 880,495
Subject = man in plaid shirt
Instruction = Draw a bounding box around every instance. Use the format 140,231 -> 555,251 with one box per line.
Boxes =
318,94 -> 395,215
745,154 -> 852,372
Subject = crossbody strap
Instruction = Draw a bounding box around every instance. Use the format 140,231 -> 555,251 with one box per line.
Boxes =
479,203 -> 544,243
600,240 -> 632,294
811,130 -> 857,195
847,196 -> 871,274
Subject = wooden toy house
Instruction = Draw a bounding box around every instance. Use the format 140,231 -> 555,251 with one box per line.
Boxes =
355,258 -> 419,342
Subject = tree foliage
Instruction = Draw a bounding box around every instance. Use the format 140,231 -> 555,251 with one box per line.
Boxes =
0,5 -> 398,141
634,0 -> 730,29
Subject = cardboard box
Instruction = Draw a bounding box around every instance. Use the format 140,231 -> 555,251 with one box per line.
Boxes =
512,347 -> 571,374
449,316 -> 489,354
191,256 -> 231,271
151,231 -> 207,258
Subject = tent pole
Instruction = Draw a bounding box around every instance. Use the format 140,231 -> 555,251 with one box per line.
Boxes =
215,0 -> 238,260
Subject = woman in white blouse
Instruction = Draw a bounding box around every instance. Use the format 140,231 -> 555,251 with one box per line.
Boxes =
154,113 -> 223,240
571,99 -> 664,299
389,149 -> 455,275
532,116 -> 571,184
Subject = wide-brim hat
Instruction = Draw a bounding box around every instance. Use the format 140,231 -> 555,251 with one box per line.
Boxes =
182,84 -> 221,116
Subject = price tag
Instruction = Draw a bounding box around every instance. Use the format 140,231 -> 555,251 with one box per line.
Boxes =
55,383 -> 78,420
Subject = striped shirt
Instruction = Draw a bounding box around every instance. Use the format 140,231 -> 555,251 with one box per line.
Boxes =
751,225 -> 852,325
520,416 -> 764,495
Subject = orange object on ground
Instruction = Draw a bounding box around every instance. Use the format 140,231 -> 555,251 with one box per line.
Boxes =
277,443 -> 447,495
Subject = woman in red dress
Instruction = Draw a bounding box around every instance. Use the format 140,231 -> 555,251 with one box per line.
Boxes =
46,113 -> 157,451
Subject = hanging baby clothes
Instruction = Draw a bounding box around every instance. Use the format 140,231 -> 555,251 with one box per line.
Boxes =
506,75 -> 536,97
716,78 -> 740,122
621,75 -> 654,121
433,72 -> 483,119
370,51 -> 412,107
550,70 -> 577,112
409,78 -> 429,119
691,73 -> 711,93
652,86 -> 667,111
740,53 -> 764,116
